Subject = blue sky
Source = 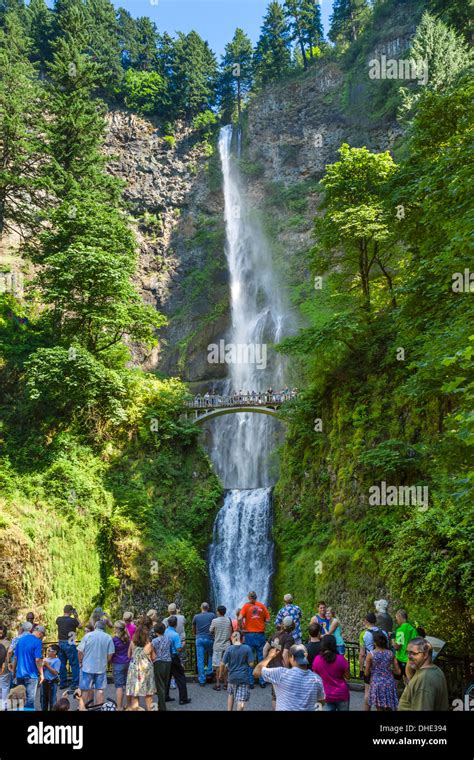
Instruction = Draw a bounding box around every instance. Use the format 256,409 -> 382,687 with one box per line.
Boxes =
111,0 -> 334,58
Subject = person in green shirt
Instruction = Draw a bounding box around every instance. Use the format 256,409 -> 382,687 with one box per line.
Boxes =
392,609 -> 418,680
398,637 -> 449,711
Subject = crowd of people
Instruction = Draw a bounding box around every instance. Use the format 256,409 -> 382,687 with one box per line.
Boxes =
0,593 -> 449,712
190,388 -> 298,407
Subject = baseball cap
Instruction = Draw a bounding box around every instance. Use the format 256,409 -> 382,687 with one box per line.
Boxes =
35,625 -> 46,634
290,644 -> 309,666
20,622 -> 33,632
282,616 -> 294,629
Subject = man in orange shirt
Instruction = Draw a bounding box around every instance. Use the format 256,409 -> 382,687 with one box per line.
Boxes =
238,591 -> 270,688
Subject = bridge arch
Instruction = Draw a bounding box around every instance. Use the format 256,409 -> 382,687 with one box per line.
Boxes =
182,405 -> 285,425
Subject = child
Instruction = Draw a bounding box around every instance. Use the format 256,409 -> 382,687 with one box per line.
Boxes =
41,644 -> 61,711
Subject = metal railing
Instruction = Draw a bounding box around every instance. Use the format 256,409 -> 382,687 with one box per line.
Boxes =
185,392 -> 297,409
43,638 -> 473,701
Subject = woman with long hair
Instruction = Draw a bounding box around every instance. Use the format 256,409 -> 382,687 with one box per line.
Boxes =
312,634 -> 350,711
126,625 -> 156,711
111,621 -> 131,710
365,631 -> 400,711
326,607 -> 345,655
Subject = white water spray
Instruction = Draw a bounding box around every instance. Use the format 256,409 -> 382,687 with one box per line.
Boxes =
206,126 -> 294,615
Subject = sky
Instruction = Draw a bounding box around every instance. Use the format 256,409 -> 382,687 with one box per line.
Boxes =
110,0 -> 335,58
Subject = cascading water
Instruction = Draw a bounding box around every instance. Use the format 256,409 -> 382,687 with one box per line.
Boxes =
207,125 -> 294,616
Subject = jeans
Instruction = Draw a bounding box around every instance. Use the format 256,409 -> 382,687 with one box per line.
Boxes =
244,632 -> 266,685
324,700 -> 350,711
16,677 -> 38,710
58,641 -> 80,689
196,637 -> 214,684
40,680 -> 58,711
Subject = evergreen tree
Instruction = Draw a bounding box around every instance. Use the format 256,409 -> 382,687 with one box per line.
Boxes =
156,31 -> 175,80
170,31 -> 217,117
25,0 -> 54,76
329,0 -> 371,45
0,11 -> 46,237
133,16 -> 158,70
218,28 -> 253,121
428,0 -> 473,39
254,1 -> 292,86
0,0 -> 26,25
299,0 -> 323,57
284,0 -> 309,69
117,6 -> 138,68
84,0 -> 123,91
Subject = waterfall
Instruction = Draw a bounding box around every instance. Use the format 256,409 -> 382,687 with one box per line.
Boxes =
206,125 -> 294,617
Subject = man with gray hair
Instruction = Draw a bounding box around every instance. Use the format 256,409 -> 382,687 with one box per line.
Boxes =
275,594 -> 303,644
77,620 -> 115,707
192,602 -> 216,686
374,599 -> 393,635
254,644 -> 325,711
398,638 -> 449,711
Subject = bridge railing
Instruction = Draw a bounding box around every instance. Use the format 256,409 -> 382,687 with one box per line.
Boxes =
42,638 -> 472,700
185,392 -> 297,409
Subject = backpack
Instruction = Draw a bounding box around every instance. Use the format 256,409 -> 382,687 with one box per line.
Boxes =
85,697 -> 117,712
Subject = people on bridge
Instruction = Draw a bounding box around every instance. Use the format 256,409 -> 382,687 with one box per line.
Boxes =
125,625 -> 155,711
56,604 -> 82,692
221,631 -> 253,711
192,602 -> 216,686
264,616 -> 296,710
364,631 -> 400,712
306,622 -> 322,670
326,607 -> 345,655
275,593 -> 303,644
165,616 -> 191,705
392,609 -> 418,683
311,601 -> 331,635
359,613 -> 390,711
238,591 -> 270,688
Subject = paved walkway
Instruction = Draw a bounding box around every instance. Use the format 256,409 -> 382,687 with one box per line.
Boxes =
35,681 -> 365,712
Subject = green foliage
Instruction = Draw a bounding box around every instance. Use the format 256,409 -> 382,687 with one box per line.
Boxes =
169,31 -> 218,118
121,68 -> 168,115
329,0 -> 372,45
218,27 -> 254,121
163,134 -> 175,149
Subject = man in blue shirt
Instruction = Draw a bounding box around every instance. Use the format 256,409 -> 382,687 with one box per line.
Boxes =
164,616 -> 191,706
192,602 -> 216,685
13,625 -> 45,710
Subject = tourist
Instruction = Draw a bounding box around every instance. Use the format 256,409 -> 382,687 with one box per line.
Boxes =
12,624 -> 45,710
122,612 -> 136,641
374,599 -> 393,636
8,621 -> 32,660
239,591 -> 270,688
40,644 -> 61,711
221,631 -> 253,712
306,623 -> 322,670
312,634 -> 350,711
255,644 -> 325,711
274,593 -> 303,644
26,612 -> 37,631
126,625 -> 156,711
398,638 -> 449,711
163,603 -> 186,646
0,624 -> 11,710
311,601 -> 331,634
359,613 -> 389,710
392,610 -> 418,681
165,616 -> 191,705
326,607 -> 345,654
89,607 -> 113,629
52,697 -> 70,711
209,605 -> 233,690
78,620 -> 115,708
151,623 -> 172,711
56,604 -> 82,692
263,616 -> 295,710
192,602 -> 216,686
365,631 -> 400,711
111,621 -> 131,710
232,608 -> 241,632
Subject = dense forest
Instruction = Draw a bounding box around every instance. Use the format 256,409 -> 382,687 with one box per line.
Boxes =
0,0 -> 472,653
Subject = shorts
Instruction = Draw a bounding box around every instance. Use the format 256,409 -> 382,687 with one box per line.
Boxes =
212,645 -> 230,668
227,683 -> 250,703
112,663 -> 129,688
79,671 -> 108,691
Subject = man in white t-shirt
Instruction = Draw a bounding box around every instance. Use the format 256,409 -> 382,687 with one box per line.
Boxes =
253,644 -> 325,711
